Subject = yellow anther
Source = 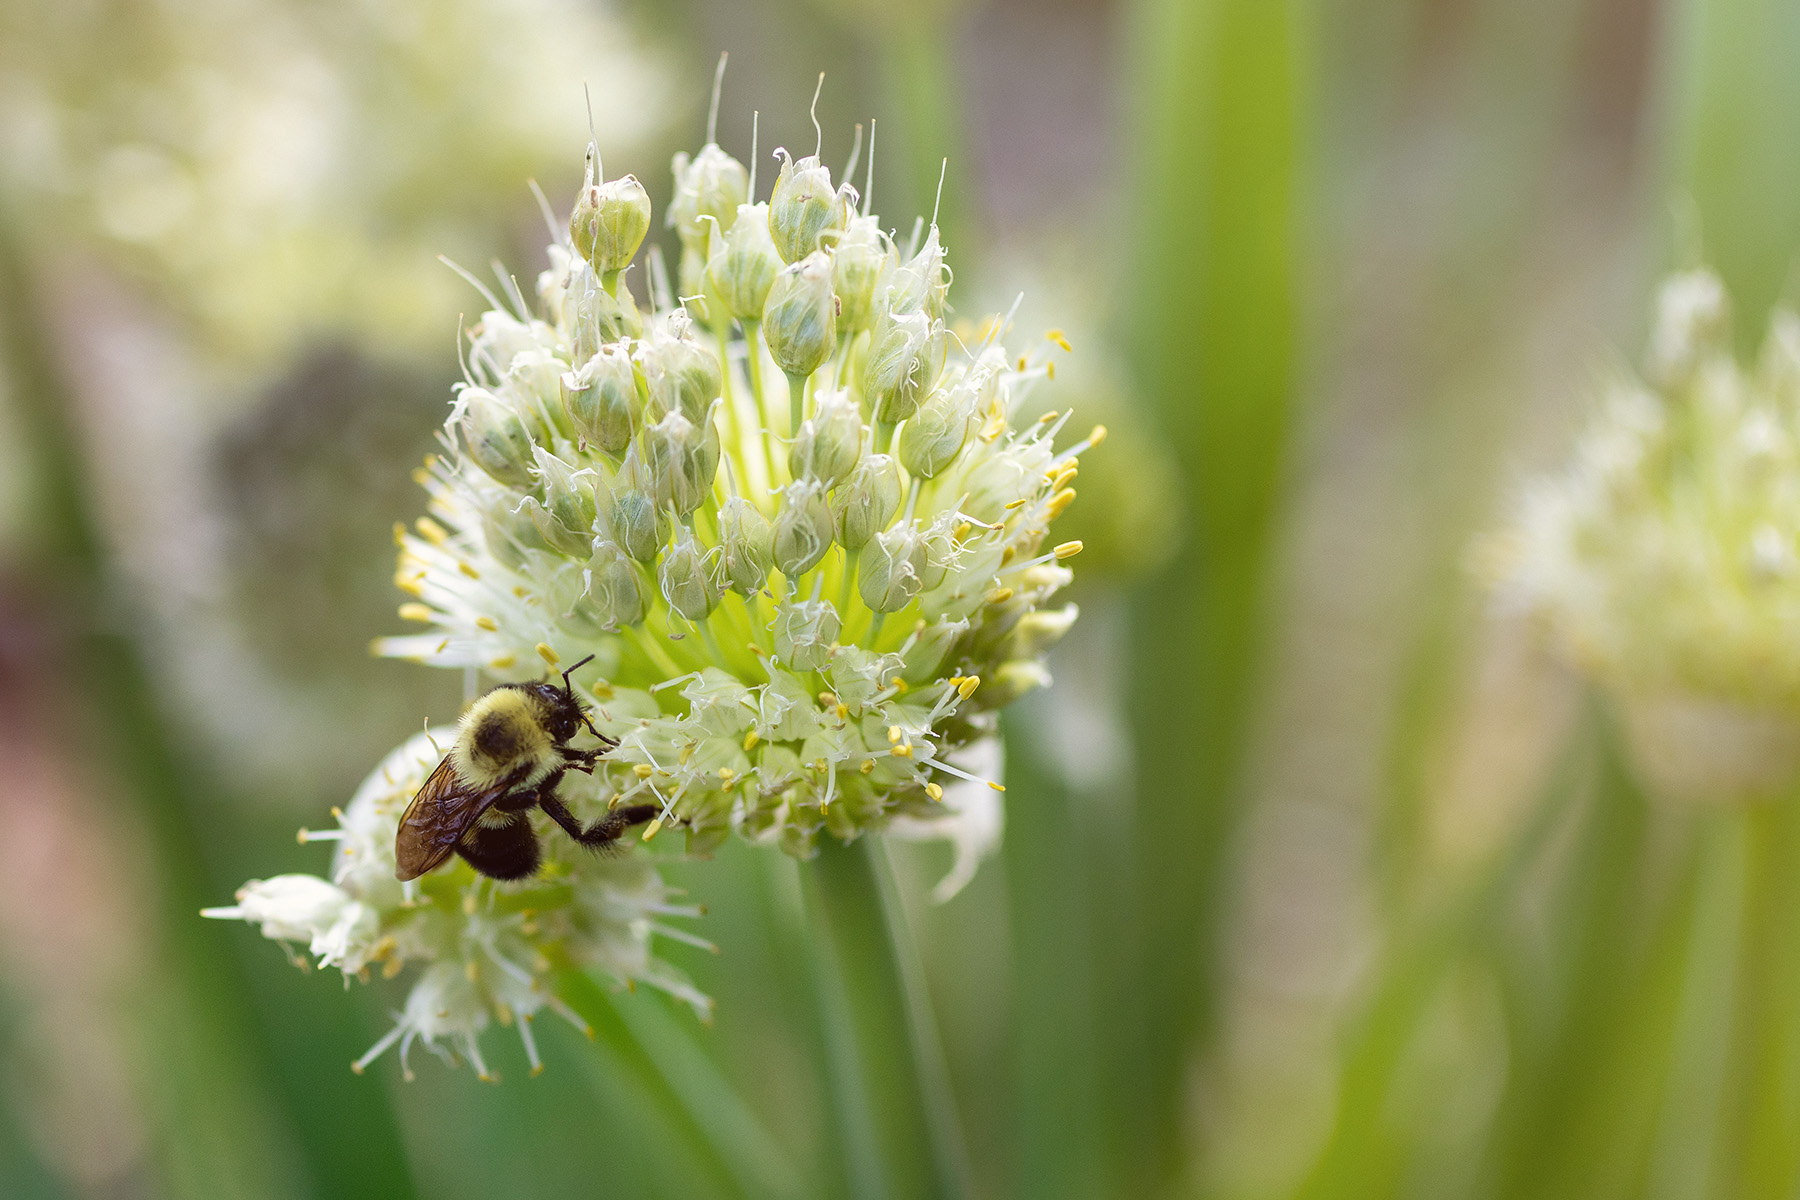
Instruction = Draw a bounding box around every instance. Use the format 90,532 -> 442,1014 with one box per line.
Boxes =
819,691 -> 839,707
1046,361 -> 1056,381
892,743 -> 913,758
462,893 -> 478,915
392,521 -> 408,547
1038,410 -> 1059,424
925,782 -> 943,801
890,678 -> 908,694
490,655 -> 516,669
459,561 -> 481,579
395,572 -> 425,597
1005,497 -> 1029,510
435,638 -> 450,653
1052,465 -> 1078,490
954,522 -> 972,540
398,603 -> 434,623
1047,329 -> 1072,352
590,680 -> 614,699
350,1061 -> 365,1075
679,744 -> 694,765
743,730 -> 761,751
295,828 -> 308,845
332,806 -> 344,819
633,764 -> 654,779
888,726 -> 903,744
475,616 -> 498,631
1053,540 -> 1084,560
1048,488 -> 1077,518
416,517 -> 449,546
811,759 -> 828,773
1002,546 -> 1017,565
1089,424 -> 1108,446
988,781 -> 1006,792
411,467 -> 430,486
987,587 -> 1014,605
382,957 -> 403,980
643,817 -> 664,841
530,1064 -> 546,1078
1016,355 -> 1029,371
957,676 -> 981,700
860,759 -> 875,775
836,704 -> 849,720
536,642 -> 560,666
423,453 -> 438,469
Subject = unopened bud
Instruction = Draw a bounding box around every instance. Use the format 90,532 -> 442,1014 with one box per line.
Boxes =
641,409 -> 721,518
771,481 -> 834,578
562,346 -> 639,455
900,617 -> 968,684
772,597 -> 841,671
832,216 -> 897,336
862,310 -> 946,426
790,389 -> 864,486
532,447 -> 597,546
762,252 -> 838,378
521,495 -> 590,558
637,317 -> 722,424
456,387 -> 535,488
605,458 -> 666,563
886,225 -> 949,321
668,144 -> 749,248
1008,604 -> 1079,660
565,263 -> 642,359
585,539 -> 645,628
859,523 -> 924,612
899,380 -> 977,478
706,203 -> 782,323
831,453 -> 902,550
715,495 -> 774,595
569,159 -> 653,276
659,527 -> 718,621
768,150 -> 851,263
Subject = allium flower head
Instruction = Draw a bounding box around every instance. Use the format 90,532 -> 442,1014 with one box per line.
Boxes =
205,731 -> 710,1079
378,105 -> 1094,877
1481,268 -> 1800,797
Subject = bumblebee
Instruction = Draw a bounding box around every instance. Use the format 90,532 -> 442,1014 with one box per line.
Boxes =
394,655 -> 657,882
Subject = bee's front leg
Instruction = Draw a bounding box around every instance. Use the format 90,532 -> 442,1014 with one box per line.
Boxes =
560,745 -> 604,773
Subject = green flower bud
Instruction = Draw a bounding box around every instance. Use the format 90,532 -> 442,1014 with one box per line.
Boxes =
569,166 -> 653,276
900,617 -> 969,684
641,409 -> 721,518
659,527 -> 719,621
772,480 -> 834,578
859,523 -> 924,613
706,203 -> 782,323
773,597 -> 841,671
1007,603 -> 1079,660
984,660 -> 1053,708
899,378 -> 977,478
921,535 -> 1006,621
861,310 -> 946,425
668,144 -> 748,248
532,446 -> 597,542
605,455 -> 666,563
832,216 -> 897,336
790,389 -> 864,486
637,317 -> 723,424
565,263 -> 641,360
480,496 -> 549,570
886,225 -> 949,320
561,345 -> 639,455
762,251 -> 838,378
521,494 -> 590,558
916,512 -> 959,591
455,386 -> 535,488
831,453 -> 902,550
715,495 -> 774,595
584,539 -> 646,629
768,150 -> 851,263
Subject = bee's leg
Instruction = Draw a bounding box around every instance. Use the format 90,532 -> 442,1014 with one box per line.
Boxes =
559,746 -> 604,773
538,793 -> 661,850
456,815 -> 542,880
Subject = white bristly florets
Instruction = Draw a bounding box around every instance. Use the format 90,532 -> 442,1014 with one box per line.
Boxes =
205,732 -> 710,1080
373,108 -> 1093,886
1479,268 -> 1800,799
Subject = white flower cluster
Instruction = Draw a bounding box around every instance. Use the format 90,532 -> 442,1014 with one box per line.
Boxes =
205,731 -> 710,1079
375,116 -> 1093,877
1482,269 -> 1800,794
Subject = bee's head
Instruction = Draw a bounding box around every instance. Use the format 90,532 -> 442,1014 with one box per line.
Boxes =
539,653 -> 606,744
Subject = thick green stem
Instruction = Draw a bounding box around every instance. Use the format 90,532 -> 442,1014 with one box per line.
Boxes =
799,837 -> 974,1200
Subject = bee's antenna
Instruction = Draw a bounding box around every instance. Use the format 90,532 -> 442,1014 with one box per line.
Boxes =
561,652 -> 597,693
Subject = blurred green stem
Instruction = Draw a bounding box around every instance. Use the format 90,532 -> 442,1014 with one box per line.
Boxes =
799,837 -> 973,1200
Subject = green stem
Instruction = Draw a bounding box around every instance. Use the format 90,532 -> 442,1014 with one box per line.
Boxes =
786,371 -> 809,442
798,837 -> 974,1200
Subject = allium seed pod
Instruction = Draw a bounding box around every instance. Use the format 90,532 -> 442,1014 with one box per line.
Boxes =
637,317 -> 723,424
762,251 -> 838,378
455,386 -> 536,488
569,167 -> 653,276
772,480 -> 834,577
862,309 -> 946,426
859,523 -> 925,613
790,389 -> 864,486
773,597 -> 841,671
668,143 -> 748,247
715,494 -> 774,595
706,202 -> 783,323
832,215 -> 897,335
561,345 -> 639,455
831,453 -> 902,550
768,150 -> 851,263
659,526 -> 718,621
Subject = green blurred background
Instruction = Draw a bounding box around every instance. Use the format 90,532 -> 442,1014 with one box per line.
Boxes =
1,0 -> 1797,1197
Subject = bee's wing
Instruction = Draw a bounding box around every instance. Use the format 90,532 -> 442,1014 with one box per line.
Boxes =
393,757 -> 511,881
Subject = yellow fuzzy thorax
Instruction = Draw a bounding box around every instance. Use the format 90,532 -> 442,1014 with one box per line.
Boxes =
452,687 -> 557,789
